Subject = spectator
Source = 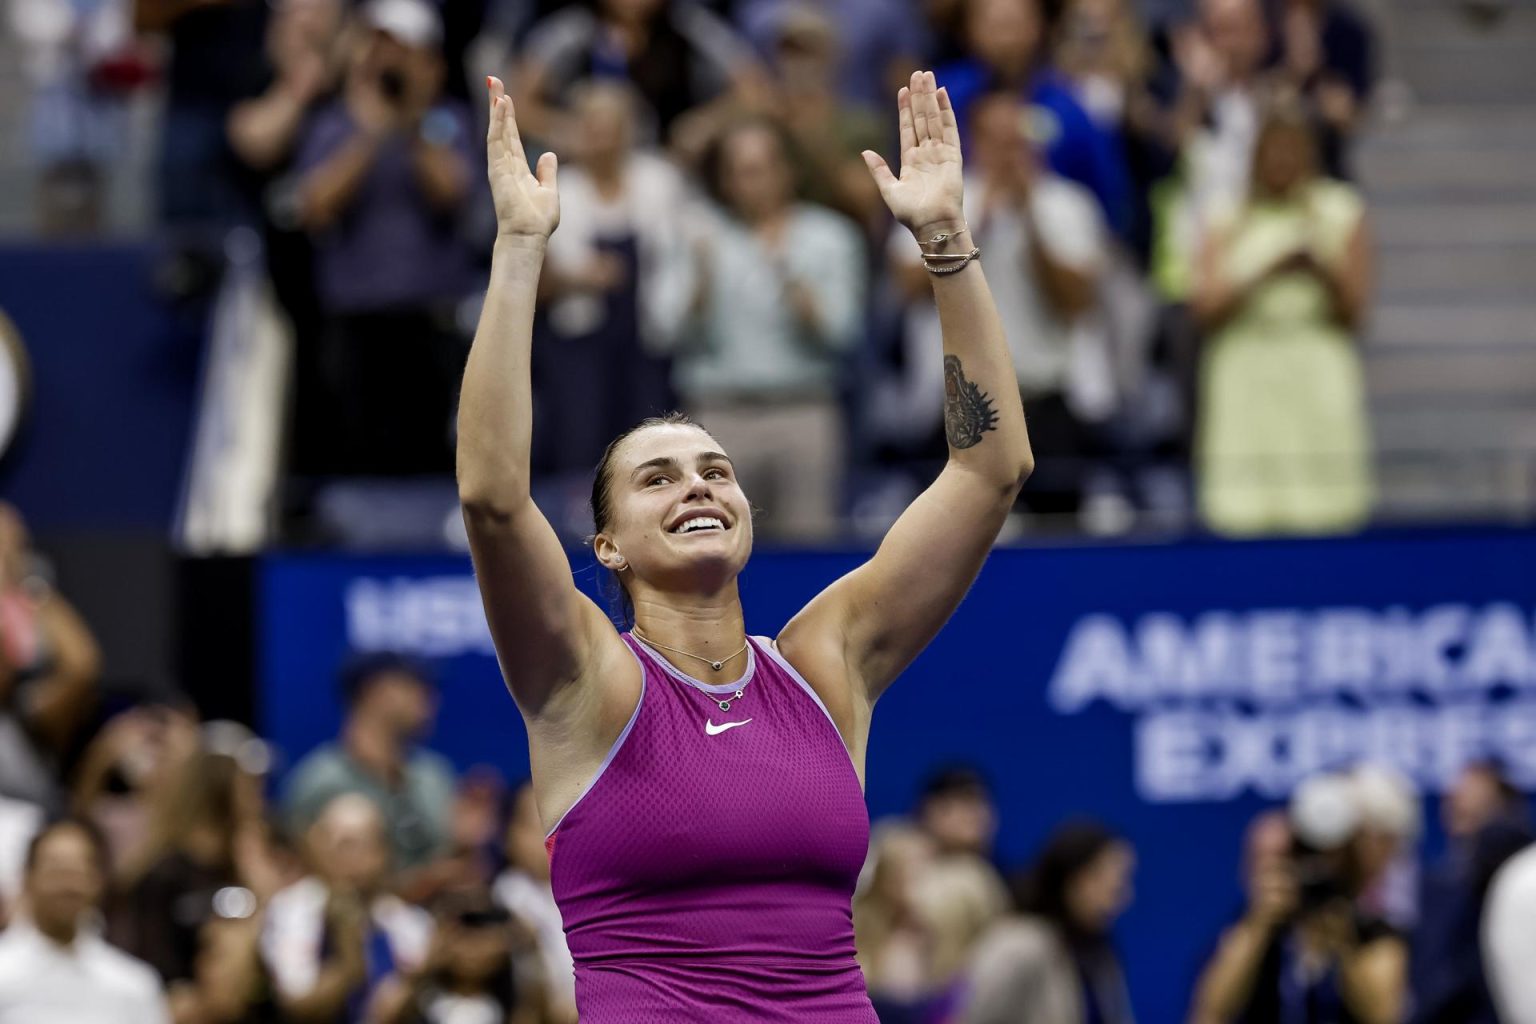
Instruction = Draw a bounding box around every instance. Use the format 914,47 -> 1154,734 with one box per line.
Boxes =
9,0 -> 146,233
1154,0 -> 1273,299
261,793 -> 433,1022
1190,98 -> 1372,536
294,0 -> 478,476
535,80 -> 689,477
0,819 -> 171,1022
1190,776 -> 1407,1024
283,652 -> 455,871
369,888 -> 548,1024
494,781 -> 577,1023
226,0 -> 348,492
1347,764 -> 1420,930
513,0 -> 766,153
0,503 -> 102,812
651,117 -> 865,540
855,823 -> 941,1023
1050,0 -> 1175,262
136,0 -> 272,227
1277,0 -> 1376,179
71,702 -> 202,880
938,0 -> 1134,240
106,727 -> 278,1022
0,796 -> 42,925
959,820 -> 1136,1024
1483,839 -> 1536,1024
888,92 -> 1109,522
1413,760 -> 1533,1024
756,5 -> 888,233
737,0 -> 926,112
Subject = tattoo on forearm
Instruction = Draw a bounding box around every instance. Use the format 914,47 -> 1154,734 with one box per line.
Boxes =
943,355 -> 999,450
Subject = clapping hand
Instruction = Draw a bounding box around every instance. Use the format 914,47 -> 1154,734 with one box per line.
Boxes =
486,76 -> 559,243
862,71 -> 966,241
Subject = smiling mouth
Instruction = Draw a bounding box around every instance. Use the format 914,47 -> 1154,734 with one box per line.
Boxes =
671,516 -> 727,535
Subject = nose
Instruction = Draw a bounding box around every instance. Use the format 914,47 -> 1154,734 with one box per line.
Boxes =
683,471 -> 715,502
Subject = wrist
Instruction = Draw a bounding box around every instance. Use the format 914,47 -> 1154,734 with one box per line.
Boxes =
913,218 -> 969,244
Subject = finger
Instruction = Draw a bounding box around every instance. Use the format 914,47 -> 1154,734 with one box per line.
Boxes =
536,150 -> 559,190
897,86 -> 916,156
909,71 -> 930,144
917,70 -> 943,144
862,150 -> 897,192
501,95 -> 530,170
486,77 -> 503,147
936,85 -> 960,148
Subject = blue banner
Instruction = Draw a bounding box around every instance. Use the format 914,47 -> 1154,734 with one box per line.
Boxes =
260,527 -> 1536,1021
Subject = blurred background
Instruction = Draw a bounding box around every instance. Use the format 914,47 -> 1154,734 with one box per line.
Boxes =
0,0 -> 1534,1020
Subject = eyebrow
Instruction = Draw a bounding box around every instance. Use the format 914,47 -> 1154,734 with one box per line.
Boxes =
629,452 -> 734,478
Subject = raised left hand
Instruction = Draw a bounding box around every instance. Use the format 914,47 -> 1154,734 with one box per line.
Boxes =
863,71 -> 966,240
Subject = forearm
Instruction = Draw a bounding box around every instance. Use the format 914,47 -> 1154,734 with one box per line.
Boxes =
228,88 -> 312,170
25,597 -> 100,750
922,224 -> 1032,487
298,131 -> 385,229
1190,920 -> 1275,1023
411,140 -> 471,211
456,238 -> 546,509
281,963 -> 361,1022
1024,229 -> 1097,318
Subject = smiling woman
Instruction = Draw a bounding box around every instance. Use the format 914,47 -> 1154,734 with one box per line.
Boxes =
455,71 -> 1034,1022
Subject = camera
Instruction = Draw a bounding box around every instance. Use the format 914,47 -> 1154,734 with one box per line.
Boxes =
379,68 -> 407,103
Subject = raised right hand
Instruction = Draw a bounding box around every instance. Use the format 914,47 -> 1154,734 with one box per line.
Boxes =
486,76 -> 559,242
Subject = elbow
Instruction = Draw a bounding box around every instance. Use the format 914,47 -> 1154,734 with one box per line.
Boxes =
458,478 -> 530,525
1009,453 -> 1035,497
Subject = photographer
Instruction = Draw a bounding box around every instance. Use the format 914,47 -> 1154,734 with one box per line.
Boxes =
1190,776 -> 1407,1024
366,888 -> 549,1024
292,0 -> 476,476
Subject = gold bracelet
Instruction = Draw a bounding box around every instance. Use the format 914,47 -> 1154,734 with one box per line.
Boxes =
922,247 -> 981,275
918,225 -> 970,251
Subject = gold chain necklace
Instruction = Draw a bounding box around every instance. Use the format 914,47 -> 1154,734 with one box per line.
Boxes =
631,626 -> 751,711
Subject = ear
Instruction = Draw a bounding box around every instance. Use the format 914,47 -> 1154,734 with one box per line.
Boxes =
593,532 -> 625,571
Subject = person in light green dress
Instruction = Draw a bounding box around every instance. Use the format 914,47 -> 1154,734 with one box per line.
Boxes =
1191,99 -> 1374,535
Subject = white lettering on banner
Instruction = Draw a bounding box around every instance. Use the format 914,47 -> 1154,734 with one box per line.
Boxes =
1049,604 -> 1536,802
345,577 -> 495,657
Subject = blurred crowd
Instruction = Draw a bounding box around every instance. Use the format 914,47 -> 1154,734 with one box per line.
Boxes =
7,0 -> 1387,541
0,499 -> 1535,1022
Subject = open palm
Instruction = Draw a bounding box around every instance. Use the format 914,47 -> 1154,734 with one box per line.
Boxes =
863,71 -> 965,238
486,76 -> 559,240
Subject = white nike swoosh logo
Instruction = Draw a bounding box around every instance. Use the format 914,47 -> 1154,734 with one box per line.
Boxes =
704,718 -> 752,736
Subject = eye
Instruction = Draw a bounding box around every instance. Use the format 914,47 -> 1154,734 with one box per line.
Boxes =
704,468 -> 727,481
646,475 -> 671,487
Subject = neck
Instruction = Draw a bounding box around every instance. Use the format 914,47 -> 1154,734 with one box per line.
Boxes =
589,155 -> 625,193
630,584 -> 748,678
33,914 -> 79,946
344,716 -> 404,783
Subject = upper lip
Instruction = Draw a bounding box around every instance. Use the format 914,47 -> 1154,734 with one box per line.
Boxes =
668,507 -> 730,533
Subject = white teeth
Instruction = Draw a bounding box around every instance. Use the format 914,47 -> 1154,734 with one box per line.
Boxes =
676,516 -> 724,534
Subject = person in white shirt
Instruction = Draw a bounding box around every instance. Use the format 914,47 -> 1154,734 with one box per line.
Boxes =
1484,842 -> 1536,1024
261,793 -> 432,1023
886,90 -> 1106,520
0,818 -> 170,1024
494,781 -> 576,1022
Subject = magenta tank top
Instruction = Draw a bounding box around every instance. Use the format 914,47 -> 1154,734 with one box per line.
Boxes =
545,633 -> 878,1022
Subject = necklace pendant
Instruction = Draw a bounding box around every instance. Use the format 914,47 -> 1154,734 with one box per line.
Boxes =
710,660 -> 723,672
717,699 -> 732,712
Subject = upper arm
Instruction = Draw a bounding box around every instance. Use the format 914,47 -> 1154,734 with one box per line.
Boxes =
780,461 -> 1015,705
462,497 -> 625,718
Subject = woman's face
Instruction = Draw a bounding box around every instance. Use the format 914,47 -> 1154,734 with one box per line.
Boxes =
966,0 -> 1042,71
595,424 -> 753,594
1253,121 -> 1314,197
719,126 -> 795,221
1065,842 -> 1135,933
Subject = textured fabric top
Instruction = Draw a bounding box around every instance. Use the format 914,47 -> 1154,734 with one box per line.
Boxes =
547,633 -> 877,1022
